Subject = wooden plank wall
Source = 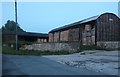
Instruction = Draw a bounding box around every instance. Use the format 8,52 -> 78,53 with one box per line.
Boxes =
97,13 -> 120,41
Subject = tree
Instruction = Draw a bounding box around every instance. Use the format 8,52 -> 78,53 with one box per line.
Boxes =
4,20 -> 24,32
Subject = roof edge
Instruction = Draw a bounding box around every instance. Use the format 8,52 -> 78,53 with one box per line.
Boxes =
49,12 -> 119,33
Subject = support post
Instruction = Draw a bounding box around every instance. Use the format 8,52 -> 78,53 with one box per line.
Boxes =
15,0 -> 18,51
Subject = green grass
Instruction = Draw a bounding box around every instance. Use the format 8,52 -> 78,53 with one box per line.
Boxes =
2,46 -> 69,56
117,47 -> 120,50
79,45 -> 115,52
0,46 -> 1,54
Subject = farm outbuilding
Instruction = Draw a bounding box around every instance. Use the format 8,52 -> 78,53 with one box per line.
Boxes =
2,31 -> 49,48
49,13 -> 120,49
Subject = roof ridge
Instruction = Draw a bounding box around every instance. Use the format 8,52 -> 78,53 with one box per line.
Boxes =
49,14 -> 100,33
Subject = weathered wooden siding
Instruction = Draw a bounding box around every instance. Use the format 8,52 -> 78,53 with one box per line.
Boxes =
97,13 -> 120,41
60,30 -> 69,41
54,32 -> 60,42
68,28 -> 79,41
48,13 -> 120,49
49,33 -> 54,42
79,26 -> 84,44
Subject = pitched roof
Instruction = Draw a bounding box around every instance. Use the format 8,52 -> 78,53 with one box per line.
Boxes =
2,30 -> 48,38
20,32 -> 48,38
49,15 -> 99,33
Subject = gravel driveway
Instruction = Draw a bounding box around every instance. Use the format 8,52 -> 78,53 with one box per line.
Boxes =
43,50 -> 119,75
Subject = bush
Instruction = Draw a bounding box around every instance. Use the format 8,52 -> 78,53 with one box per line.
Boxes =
117,47 -> 120,50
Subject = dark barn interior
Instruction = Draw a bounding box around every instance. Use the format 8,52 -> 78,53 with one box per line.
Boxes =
2,31 -> 48,48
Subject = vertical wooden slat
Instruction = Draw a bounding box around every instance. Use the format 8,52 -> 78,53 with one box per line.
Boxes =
59,31 -> 60,42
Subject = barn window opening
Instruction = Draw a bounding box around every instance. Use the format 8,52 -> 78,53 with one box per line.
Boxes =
109,18 -> 113,22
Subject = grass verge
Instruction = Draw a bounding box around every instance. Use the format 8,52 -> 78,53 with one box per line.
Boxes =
2,46 -> 69,56
79,45 -> 116,52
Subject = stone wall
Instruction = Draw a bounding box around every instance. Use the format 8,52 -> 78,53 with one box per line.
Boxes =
23,42 -> 80,53
97,41 -> 120,49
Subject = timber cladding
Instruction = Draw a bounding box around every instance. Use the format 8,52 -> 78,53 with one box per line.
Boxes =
49,28 -> 80,42
97,13 -> 120,42
49,33 -> 54,42
49,13 -> 120,49
60,30 -> 69,42
68,28 -> 79,41
54,32 -> 59,42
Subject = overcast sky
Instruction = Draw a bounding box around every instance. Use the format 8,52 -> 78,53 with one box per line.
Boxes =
2,2 -> 118,33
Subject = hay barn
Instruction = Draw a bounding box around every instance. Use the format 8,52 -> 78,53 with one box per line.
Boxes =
2,31 -> 48,47
49,13 -> 120,49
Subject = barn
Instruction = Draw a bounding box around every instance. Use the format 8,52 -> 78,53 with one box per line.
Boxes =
49,13 -> 120,49
2,31 -> 48,48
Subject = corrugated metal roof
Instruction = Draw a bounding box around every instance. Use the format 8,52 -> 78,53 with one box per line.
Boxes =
80,15 -> 99,24
22,32 -> 48,37
49,15 -> 99,33
2,31 -> 48,38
